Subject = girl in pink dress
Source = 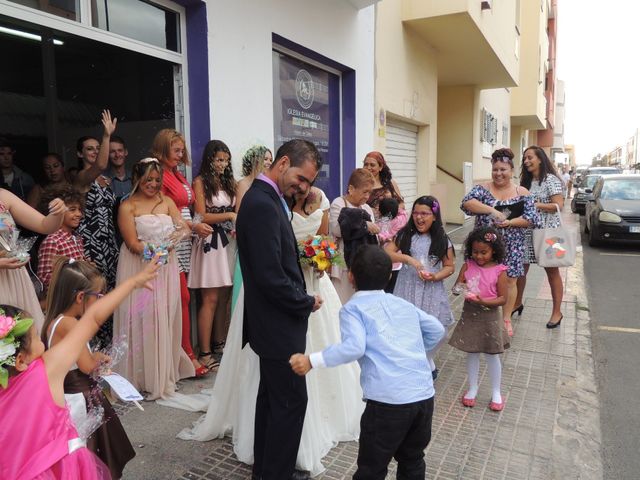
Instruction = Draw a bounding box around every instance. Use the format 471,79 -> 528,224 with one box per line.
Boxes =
448,226 -> 510,412
188,140 -> 236,371
0,260 -> 159,480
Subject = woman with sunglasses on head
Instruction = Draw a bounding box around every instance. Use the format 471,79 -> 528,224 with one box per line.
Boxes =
43,256 -> 135,479
515,146 -> 565,328
74,110 -> 119,346
113,158 -> 196,399
362,151 -> 404,220
461,148 -> 538,337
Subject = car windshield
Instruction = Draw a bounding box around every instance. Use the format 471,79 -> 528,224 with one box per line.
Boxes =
599,179 -> 640,200
583,176 -> 599,188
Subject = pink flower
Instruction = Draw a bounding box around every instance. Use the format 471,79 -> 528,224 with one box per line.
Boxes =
0,315 -> 16,339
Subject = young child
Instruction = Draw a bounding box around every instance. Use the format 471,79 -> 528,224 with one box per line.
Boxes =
384,195 -> 455,379
0,259 -> 159,480
42,256 -> 136,479
448,226 -> 510,411
37,186 -> 87,292
376,197 -> 408,293
290,245 -> 445,479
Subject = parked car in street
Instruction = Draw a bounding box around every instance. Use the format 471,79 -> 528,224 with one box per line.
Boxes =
583,166 -> 622,177
584,174 -> 640,246
574,166 -> 588,185
571,174 -> 600,214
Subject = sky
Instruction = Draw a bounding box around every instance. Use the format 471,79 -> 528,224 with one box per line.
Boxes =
557,0 -> 640,164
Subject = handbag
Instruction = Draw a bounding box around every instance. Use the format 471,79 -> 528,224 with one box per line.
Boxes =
532,204 -> 576,267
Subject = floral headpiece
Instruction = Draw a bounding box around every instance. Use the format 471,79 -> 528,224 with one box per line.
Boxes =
139,157 -> 160,165
484,232 -> 498,243
431,201 -> 439,214
0,309 -> 33,388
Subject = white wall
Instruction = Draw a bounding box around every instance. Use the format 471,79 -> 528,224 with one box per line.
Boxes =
206,0 -> 375,176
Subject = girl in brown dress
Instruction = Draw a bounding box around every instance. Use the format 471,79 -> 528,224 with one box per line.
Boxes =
449,226 -> 510,412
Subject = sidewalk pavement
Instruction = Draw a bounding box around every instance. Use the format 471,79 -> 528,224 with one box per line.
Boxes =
120,208 -> 603,480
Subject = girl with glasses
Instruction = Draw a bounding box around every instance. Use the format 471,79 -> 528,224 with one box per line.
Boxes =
42,256 -> 135,479
384,195 -> 455,379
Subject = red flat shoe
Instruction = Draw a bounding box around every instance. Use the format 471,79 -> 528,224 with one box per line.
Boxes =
461,395 -> 476,408
194,364 -> 208,378
489,400 -> 504,411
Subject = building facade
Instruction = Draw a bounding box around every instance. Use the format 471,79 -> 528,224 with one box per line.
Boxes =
0,0 -> 377,199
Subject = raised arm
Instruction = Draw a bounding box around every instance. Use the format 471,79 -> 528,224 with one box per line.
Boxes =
0,188 -> 64,235
74,110 -> 116,189
44,259 -> 160,404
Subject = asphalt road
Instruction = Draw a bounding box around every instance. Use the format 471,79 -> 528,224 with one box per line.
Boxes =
580,216 -> 640,480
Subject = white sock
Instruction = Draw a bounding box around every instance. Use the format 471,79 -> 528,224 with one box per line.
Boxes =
465,353 -> 480,399
485,353 -> 503,403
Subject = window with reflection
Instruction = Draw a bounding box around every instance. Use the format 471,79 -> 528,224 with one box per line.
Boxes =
7,0 -> 79,21
91,0 -> 180,52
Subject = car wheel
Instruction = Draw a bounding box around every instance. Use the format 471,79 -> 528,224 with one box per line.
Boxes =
571,202 -> 577,213
588,223 -> 601,247
584,218 -> 590,233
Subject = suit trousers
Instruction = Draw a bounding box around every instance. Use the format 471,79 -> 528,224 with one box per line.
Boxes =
253,357 -> 308,480
354,396 -> 434,480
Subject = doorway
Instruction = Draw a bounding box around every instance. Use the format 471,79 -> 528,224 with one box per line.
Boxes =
0,13 -> 178,182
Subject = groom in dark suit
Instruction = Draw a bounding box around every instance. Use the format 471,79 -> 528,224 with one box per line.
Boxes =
236,139 -> 323,480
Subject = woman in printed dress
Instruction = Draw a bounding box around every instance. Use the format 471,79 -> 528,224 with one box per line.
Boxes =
461,148 -> 538,336
74,110 -> 118,346
362,151 -> 404,220
151,129 -> 213,377
515,146 -> 565,328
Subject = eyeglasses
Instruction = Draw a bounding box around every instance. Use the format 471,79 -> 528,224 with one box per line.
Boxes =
85,291 -> 105,299
412,211 -> 434,218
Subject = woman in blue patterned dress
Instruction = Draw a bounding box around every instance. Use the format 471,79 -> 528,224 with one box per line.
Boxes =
461,148 -> 538,336
515,146 -> 565,329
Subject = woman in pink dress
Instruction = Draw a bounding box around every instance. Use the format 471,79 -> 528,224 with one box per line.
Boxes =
0,260 -> 159,479
188,140 -> 237,371
151,129 -> 212,377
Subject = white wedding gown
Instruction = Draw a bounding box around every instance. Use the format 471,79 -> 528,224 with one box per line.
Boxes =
177,206 -> 364,477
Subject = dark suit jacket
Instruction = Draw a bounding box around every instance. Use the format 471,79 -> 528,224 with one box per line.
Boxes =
236,178 -> 315,359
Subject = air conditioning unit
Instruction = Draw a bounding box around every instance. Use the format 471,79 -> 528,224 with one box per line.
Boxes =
481,0 -> 492,10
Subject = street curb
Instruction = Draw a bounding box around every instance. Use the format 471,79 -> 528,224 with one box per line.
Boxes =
552,250 -> 604,479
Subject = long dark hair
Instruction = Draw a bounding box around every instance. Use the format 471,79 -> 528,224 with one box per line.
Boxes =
365,151 -> 398,196
395,195 -> 451,261
520,145 -> 561,189
199,140 -> 236,200
463,226 -> 506,263
75,135 -> 99,169
42,257 -> 104,344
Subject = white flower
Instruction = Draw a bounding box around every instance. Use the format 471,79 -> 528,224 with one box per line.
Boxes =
0,340 -> 17,364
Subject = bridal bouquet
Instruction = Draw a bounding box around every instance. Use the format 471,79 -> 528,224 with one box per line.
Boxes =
298,235 -> 345,272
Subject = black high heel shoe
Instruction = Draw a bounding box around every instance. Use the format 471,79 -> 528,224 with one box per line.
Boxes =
546,314 -> 563,329
511,304 -> 524,317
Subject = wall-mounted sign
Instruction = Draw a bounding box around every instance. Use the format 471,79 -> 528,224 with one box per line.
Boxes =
273,51 -> 341,199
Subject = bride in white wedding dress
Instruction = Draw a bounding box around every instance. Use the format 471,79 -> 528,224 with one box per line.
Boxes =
177,186 -> 363,477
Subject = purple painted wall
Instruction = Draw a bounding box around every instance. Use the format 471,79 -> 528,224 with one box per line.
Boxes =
175,0 -> 209,175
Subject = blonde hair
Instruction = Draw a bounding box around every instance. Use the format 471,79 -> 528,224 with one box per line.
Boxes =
151,129 -> 190,166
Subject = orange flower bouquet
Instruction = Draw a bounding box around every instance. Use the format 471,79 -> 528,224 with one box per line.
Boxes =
298,235 -> 345,272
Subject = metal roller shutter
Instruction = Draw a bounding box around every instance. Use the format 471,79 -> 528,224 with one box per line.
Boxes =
386,119 -> 418,205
